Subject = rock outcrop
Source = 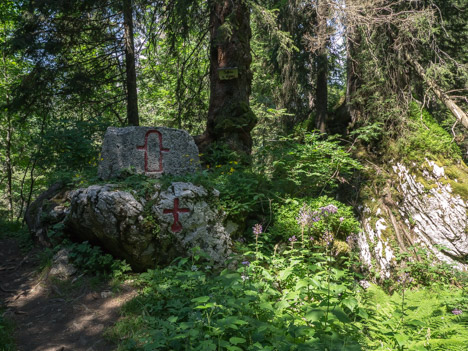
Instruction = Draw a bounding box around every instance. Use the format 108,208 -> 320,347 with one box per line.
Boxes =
359,159 -> 468,278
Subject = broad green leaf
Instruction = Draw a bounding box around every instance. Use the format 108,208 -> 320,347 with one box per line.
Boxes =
167,315 -> 178,323
331,308 -> 351,323
226,346 -> 243,351
341,297 -> 358,312
229,336 -> 246,345
305,308 -> 325,322
191,296 -> 210,303
275,299 -> 290,311
278,267 -> 294,281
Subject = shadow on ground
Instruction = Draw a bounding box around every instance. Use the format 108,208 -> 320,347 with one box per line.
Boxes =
0,238 -> 135,351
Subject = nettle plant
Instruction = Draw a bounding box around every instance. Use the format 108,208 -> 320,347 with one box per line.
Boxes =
114,204 -> 365,351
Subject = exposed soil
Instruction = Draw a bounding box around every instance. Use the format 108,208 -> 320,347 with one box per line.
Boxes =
0,238 -> 136,351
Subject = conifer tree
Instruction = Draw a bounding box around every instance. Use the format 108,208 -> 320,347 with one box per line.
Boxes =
197,0 -> 257,157
10,0 -> 140,126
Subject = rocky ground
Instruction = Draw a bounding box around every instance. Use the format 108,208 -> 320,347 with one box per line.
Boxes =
0,238 -> 135,351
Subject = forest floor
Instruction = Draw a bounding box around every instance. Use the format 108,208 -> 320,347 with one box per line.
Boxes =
0,237 -> 135,351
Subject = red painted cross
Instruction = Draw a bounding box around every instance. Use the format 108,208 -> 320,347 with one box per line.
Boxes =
163,198 -> 190,232
136,130 -> 169,173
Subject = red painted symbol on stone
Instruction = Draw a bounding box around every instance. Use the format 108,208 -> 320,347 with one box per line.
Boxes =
136,130 -> 169,173
163,198 -> 190,232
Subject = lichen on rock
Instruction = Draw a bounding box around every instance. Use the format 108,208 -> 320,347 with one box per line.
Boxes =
65,182 -> 232,271
359,159 -> 468,278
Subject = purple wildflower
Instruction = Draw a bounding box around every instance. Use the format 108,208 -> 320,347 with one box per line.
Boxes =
309,236 -> 314,241
320,204 -> 338,215
289,235 -> 297,242
296,204 -> 313,227
253,224 -> 263,236
242,261 -> 250,266
339,217 -> 345,222
322,231 -> 334,245
452,308 -> 462,315
311,211 -> 321,223
398,272 -> 413,284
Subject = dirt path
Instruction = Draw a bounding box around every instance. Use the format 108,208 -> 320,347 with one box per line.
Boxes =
0,238 -> 135,351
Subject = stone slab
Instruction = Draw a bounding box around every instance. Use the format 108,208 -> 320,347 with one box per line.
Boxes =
98,127 -> 200,180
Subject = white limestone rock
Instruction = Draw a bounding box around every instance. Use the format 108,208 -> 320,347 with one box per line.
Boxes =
359,160 -> 467,277
392,162 -> 467,268
359,214 -> 395,279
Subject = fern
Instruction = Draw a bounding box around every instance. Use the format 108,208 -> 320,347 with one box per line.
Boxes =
360,285 -> 468,350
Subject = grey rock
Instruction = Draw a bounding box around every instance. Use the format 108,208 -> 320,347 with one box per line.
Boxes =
49,249 -> 77,279
24,181 -> 69,247
392,162 -> 467,265
98,127 -> 200,180
65,183 -> 232,271
49,205 -> 69,223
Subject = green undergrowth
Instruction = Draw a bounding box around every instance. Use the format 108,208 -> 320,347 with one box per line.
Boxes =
390,103 -> 462,163
0,308 -> 16,351
111,238 -> 365,351
65,241 -> 132,279
61,131 -> 362,230
361,284 -> 468,350
0,219 -> 34,252
110,233 -> 468,351
268,196 -> 360,245
254,132 -> 362,197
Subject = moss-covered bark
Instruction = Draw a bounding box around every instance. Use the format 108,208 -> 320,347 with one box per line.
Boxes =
199,0 -> 257,157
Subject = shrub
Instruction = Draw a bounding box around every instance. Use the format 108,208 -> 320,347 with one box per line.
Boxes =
67,241 -> 131,278
393,103 -> 462,162
255,132 -> 362,197
268,196 -> 360,245
0,309 -> 15,351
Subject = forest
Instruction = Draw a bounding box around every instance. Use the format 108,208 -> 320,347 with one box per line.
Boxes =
0,0 -> 467,350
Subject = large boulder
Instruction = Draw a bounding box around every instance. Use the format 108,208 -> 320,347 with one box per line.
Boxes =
98,127 -> 200,180
65,182 -> 232,271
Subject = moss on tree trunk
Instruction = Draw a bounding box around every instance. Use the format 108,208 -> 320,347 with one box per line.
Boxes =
199,0 -> 257,157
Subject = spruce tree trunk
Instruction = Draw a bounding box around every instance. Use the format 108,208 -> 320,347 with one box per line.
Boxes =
123,0 -> 139,126
315,0 -> 328,133
345,25 -> 361,124
2,48 -> 13,219
199,0 -> 257,156
6,110 -> 13,220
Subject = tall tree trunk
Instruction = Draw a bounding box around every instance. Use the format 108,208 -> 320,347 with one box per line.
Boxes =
345,24 -> 361,124
123,0 -> 139,126
6,109 -> 13,220
315,0 -> 328,133
406,52 -> 468,130
198,0 -> 257,157
2,46 -> 13,220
